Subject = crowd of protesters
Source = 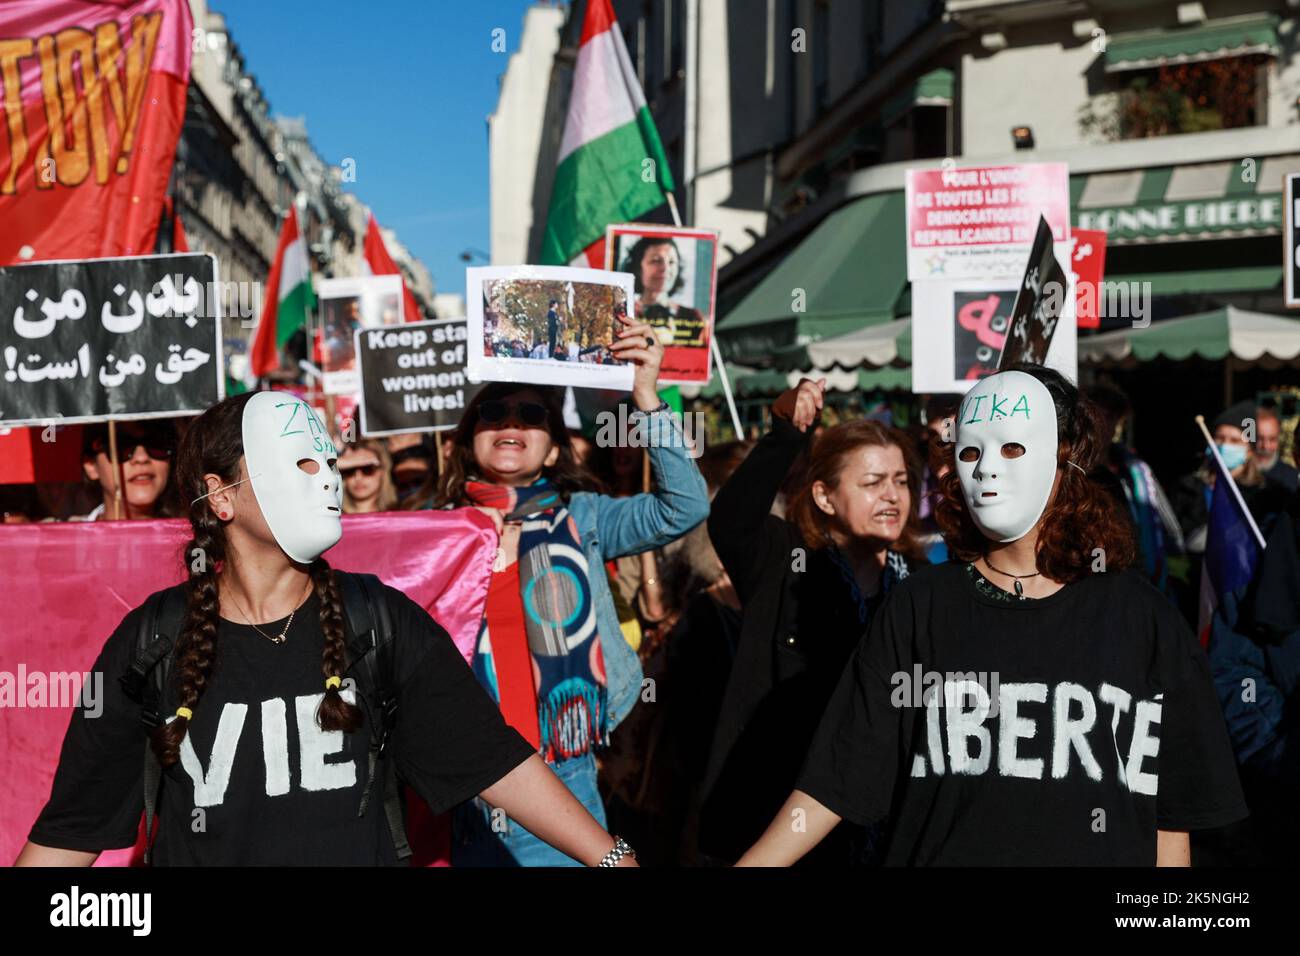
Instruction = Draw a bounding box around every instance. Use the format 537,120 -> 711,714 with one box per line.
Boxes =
9,353 -> 1300,867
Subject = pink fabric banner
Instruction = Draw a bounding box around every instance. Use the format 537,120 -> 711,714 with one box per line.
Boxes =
0,509 -> 496,866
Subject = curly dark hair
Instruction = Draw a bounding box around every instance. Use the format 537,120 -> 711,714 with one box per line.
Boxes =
932,364 -> 1135,582
154,392 -> 361,767
619,236 -> 686,296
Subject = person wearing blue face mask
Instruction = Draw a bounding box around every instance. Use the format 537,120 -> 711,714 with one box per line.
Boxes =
1171,401 -> 1291,624
1173,402 -> 1272,558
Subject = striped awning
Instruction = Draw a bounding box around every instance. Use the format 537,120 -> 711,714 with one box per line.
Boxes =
1072,156 -> 1300,244
1104,15 -> 1280,73
1078,307 -> 1300,367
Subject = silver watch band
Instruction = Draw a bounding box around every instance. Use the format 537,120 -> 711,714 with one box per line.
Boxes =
598,836 -> 636,868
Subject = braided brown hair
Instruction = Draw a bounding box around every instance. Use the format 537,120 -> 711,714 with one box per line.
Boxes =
153,392 -> 361,767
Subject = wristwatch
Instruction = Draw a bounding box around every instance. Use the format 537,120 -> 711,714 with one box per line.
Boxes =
633,400 -> 670,416
598,836 -> 636,868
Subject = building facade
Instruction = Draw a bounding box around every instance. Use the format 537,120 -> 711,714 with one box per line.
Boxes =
174,0 -> 435,382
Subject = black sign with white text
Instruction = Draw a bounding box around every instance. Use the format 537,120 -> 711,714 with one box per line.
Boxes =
0,253 -> 222,426
356,317 -> 479,436
999,215 -> 1067,369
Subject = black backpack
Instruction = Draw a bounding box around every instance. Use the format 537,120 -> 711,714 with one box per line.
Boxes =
117,572 -> 411,864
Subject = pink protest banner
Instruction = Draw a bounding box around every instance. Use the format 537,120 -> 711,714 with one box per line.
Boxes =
0,509 -> 495,866
905,162 -> 1070,282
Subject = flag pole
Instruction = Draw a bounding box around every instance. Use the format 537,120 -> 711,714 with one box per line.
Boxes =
663,191 -> 744,440
1195,415 -> 1267,549
107,420 -> 124,520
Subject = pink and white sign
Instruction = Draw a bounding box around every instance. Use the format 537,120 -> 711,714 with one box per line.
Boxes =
905,163 -> 1071,281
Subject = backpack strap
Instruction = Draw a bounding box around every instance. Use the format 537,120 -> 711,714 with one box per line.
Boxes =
119,585 -> 186,866
338,571 -> 411,861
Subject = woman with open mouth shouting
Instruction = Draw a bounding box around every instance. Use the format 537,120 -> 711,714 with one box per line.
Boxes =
413,313 -> 710,866
696,376 -> 927,866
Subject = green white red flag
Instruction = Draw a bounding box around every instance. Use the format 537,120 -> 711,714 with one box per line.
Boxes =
540,0 -> 675,267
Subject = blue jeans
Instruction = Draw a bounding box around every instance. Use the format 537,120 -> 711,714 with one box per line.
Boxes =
451,752 -> 607,867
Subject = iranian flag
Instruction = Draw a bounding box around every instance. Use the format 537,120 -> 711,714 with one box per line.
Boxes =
540,0 -> 675,267
249,206 -> 315,378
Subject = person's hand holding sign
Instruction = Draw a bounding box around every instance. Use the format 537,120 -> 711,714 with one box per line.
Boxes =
611,313 -> 665,412
772,377 -> 827,432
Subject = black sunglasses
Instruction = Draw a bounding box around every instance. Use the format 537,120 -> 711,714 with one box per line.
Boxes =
477,400 -> 549,428
90,437 -> 174,461
341,462 -> 381,479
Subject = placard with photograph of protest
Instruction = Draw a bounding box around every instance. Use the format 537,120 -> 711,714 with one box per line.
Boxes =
466,265 -> 635,390
317,274 -> 404,395
605,223 -> 719,384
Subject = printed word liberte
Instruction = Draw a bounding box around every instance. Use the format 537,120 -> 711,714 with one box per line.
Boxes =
907,678 -> 1163,794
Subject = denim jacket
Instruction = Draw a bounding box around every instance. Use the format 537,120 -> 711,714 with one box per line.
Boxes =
565,407 -> 709,734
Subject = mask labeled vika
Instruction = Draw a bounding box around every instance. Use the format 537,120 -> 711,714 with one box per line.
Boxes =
242,392 -> 343,564
955,370 -> 1059,543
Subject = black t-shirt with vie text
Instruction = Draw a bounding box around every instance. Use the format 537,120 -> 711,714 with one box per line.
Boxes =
29,586 -> 535,865
796,563 -> 1249,866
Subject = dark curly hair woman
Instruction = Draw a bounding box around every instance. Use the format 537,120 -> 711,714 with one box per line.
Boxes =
18,391 -> 638,866
739,365 -> 1248,867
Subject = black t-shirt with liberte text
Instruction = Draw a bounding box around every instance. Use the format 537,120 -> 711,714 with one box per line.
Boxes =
796,563 -> 1248,866
29,585 -> 534,865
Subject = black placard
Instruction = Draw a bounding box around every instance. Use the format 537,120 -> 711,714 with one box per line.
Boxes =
356,317 -> 479,436
0,253 -> 222,426
998,215 -> 1068,369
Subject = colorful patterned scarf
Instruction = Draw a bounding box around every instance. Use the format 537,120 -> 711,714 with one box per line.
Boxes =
465,479 -> 607,763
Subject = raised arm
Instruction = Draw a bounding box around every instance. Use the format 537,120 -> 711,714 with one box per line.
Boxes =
707,378 -> 824,598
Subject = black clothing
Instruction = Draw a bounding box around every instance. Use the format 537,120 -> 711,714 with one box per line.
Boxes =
798,563 -> 1249,865
1264,459 -> 1299,494
546,308 -> 559,356
30,587 -> 534,865
699,413 -> 922,863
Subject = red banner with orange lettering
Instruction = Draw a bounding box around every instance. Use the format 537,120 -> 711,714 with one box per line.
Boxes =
0,0 -> 193,264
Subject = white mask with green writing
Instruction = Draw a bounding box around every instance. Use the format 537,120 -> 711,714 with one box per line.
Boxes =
242,392 -> 342,563
954,370 -> 1059,543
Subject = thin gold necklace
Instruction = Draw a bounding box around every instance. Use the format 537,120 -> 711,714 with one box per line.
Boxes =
228,577 -> 313,644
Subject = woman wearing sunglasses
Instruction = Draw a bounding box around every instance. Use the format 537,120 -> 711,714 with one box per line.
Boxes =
412,315 -> 710,865
339,439 -> 399,514
72,421 -> 180,521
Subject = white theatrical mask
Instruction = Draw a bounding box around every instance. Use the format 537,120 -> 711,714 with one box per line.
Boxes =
954,370 -> 1059,543
241,392 -> 343,563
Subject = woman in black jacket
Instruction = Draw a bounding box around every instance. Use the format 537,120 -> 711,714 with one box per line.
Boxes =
697,378 -> 926,864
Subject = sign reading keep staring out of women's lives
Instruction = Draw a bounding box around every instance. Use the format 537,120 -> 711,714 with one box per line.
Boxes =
0,253 -> 223,427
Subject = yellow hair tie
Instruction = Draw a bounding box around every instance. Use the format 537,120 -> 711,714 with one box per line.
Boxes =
175,706 -> 193,721
325,676 -> 341,690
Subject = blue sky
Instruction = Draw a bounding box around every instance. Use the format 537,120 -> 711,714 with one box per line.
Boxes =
214,0 -> 546,298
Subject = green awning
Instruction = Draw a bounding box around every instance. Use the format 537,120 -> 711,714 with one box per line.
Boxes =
716,191 -> 907,364
1079,306 -> 1300,366
882,68 -> 954,125
1104,15 -> 1279,72
1111,266 -> 1281,297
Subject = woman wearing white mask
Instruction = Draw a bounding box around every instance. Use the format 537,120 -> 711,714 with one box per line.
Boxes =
17,391 -> 637,867
738,365 -> 1247,866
